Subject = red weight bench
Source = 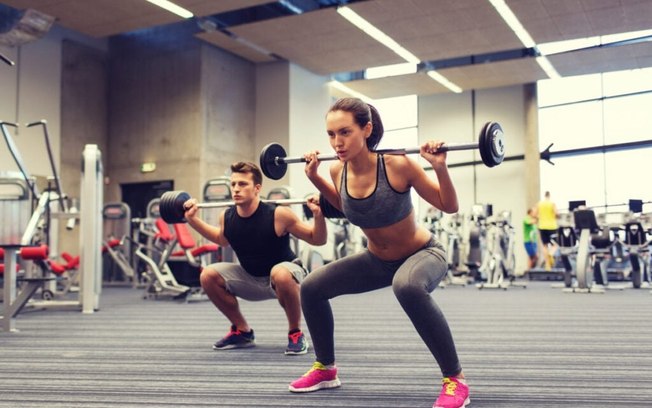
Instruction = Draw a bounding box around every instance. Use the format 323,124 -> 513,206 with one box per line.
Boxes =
171,223 -> 219,268
1,244 -> 55,331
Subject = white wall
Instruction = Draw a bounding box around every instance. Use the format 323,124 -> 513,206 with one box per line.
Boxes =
287,63 -> 331,198
287,64 -> 333,261
1,35 -> 61,182
0,25 -> 106,184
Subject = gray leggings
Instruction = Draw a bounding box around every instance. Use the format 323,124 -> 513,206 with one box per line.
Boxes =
300,236 -> 462,377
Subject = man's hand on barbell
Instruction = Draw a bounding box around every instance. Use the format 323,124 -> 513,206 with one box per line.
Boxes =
305,194 -> 323,218
183,198 -> 200,220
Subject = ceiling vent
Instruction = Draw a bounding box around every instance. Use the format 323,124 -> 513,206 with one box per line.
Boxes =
0,8 -> 55,47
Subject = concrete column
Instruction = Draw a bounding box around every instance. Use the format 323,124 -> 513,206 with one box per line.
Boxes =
524,83 -> 540,208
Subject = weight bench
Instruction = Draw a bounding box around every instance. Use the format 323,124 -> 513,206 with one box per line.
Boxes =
135,219 -> 191,299
170,223 -> 219,268
1,244 -> 54,332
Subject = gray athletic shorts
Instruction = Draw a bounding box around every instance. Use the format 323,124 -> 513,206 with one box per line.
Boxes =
206,261 -> 307,301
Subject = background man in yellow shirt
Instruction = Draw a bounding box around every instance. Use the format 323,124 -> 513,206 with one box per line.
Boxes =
534,191 -> 558,269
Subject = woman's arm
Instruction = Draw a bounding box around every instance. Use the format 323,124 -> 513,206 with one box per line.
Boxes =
304,151 -> 343,210
408,142 -> 459,213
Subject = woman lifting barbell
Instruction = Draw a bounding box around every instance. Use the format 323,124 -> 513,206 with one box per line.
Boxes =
287,97 -> 471,408
181,161 -> 328,355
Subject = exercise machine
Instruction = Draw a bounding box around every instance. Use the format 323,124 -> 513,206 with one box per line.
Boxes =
477,210 -> 524,290
564,209 -> 610,294
102,202 -> 137,286
135,218 -> 190,300
423,209 -> 468,287
623,220 -> 651,289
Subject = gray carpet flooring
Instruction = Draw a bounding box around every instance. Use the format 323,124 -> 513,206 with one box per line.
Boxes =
1,281 -> 651,407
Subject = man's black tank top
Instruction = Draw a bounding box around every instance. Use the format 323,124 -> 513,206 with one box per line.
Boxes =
223,201 -> 296,277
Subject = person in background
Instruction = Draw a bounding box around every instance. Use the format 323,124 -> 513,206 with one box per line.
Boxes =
523,207 -> 538,270
183,161 -> 327,355
534,191 -> 558,270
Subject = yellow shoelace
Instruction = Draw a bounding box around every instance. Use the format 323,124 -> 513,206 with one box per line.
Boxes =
303,362 -> 328,377
442,377 -> 458,396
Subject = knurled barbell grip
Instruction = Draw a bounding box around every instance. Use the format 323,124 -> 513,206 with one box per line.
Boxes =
375,142 -> 481,155
275,142 -> 480,164
195,198 -> 309,209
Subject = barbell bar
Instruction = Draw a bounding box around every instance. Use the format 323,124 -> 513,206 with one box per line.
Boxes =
259,121 -> 505,180
159,190 -> 345,224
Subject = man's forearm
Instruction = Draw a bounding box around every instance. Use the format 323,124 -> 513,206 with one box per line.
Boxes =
187,217 -> 221,244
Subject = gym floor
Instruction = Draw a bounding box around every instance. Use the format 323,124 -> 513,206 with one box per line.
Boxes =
1,282 -> 651,407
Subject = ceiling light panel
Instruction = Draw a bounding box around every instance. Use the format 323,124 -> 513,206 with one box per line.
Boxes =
339,73 -> 452,99
346,0 -> 523,62
230,8 -> 403,75
0,0 -> 184,37
174,0 -> 272,17
146,0 -> 193,18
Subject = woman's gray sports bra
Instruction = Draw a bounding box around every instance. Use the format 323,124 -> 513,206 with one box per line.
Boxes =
339,154 -> 413,229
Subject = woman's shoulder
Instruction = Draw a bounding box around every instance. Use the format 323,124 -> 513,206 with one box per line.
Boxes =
383,153 -> 419,173
329,160 -> 344,176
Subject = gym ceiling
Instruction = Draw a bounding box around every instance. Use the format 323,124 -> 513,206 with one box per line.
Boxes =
1,0 -> 651,99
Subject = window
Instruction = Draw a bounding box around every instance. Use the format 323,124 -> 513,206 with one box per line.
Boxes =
538,68 -> 652,211
539,154 -> 605,210
372,95 -> 418,137
538,73 -> 602,106
602,67 -> 652,96
603,93 -> 652,144
539,101 -> 603,151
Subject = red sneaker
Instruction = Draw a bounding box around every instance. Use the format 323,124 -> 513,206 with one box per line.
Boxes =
212,325 -> 255,350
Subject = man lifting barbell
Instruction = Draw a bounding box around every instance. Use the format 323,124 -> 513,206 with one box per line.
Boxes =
181,161 -> 327,355
286,97 -> 483,408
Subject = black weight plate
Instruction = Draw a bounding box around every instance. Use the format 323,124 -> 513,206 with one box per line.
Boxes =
259,143 -> 288,180
479,122 -> 505,167
160,191 -> 191,224
478,122 -> 491,167
487,122 -> 505,165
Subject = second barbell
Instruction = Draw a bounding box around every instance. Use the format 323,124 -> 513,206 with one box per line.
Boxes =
159,190 -> 345,224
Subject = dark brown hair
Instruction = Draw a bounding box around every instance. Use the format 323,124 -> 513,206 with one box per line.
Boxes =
230,161 -> 263,186
328,97 -> 384,150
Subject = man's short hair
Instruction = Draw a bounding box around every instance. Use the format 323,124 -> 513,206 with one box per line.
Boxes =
231,162 -> 263,186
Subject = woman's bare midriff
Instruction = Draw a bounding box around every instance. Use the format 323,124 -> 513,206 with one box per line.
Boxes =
363,212 -> 432,261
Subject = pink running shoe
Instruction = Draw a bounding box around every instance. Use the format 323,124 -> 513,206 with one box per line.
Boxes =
433,377 -> 470,408
289,362 -> 341,393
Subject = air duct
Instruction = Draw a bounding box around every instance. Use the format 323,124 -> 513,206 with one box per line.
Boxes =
0,8 -> 55,47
